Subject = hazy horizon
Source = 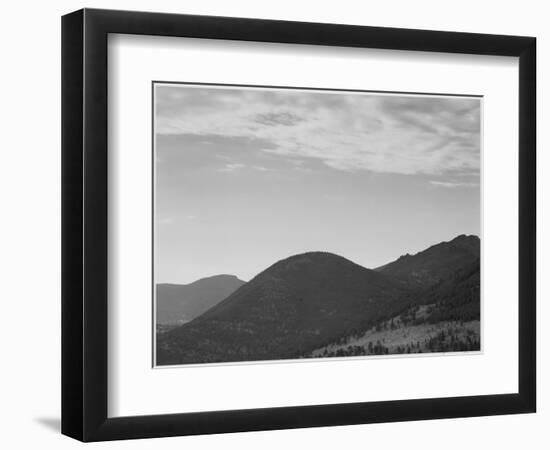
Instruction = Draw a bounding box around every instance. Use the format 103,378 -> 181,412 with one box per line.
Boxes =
156,233 -> 481,285
154,84 -> 481,284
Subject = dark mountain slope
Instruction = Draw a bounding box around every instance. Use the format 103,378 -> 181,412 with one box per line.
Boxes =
157,252 -> 406,365
308,258 -> 481,358
156,274 -> 245,324
376,234 -> 480,287
415,258 -> 480,323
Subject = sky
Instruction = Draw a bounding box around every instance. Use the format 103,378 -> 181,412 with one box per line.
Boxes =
154,84 -> 481,284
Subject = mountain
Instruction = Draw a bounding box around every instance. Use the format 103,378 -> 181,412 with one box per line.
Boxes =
156,274 -> 245,324
157,252 -> 407,365
376,235 -> 480,287
309,257 -> 481,358
414,257 -> 480,323
156,235 -> 481,365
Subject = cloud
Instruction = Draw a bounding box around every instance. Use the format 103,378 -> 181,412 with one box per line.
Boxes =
158,217 -> 173,225
430,180 -> 479,188
253,112 -> 304,127
155,85 -> 480,177
217,163 -> 246,173
216,163 -> 272,173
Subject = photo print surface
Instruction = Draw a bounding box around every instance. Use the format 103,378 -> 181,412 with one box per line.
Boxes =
153,83 -> 481,367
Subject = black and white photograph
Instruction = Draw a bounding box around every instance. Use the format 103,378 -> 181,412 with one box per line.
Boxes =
153,83 -> 482,366
1,0 -> 542,447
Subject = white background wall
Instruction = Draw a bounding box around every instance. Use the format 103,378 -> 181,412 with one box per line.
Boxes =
0,0 -> 546,448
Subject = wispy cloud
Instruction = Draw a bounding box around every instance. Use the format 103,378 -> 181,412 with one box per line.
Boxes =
253,111 -> 304,127
430,180 -> 479,188
158,217 -> 173,225
217,163 -> 246,173
155,85 -> 480,177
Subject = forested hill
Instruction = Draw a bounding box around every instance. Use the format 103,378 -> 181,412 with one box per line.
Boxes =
156,235 -> 481,366
157,252 -> 406,365
376,234 -> 480,287
156,274 -> 245,324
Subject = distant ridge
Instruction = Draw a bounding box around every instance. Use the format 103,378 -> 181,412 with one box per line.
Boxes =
157,251 -> 406,365
376,235 -> 480,287
156,274 -> 245,324
156,235 -> 481,365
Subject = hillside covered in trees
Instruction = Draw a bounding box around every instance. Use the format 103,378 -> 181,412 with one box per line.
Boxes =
156,235 -> 481,365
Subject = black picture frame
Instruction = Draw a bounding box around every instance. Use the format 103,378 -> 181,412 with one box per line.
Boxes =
61,8 -> 536,442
